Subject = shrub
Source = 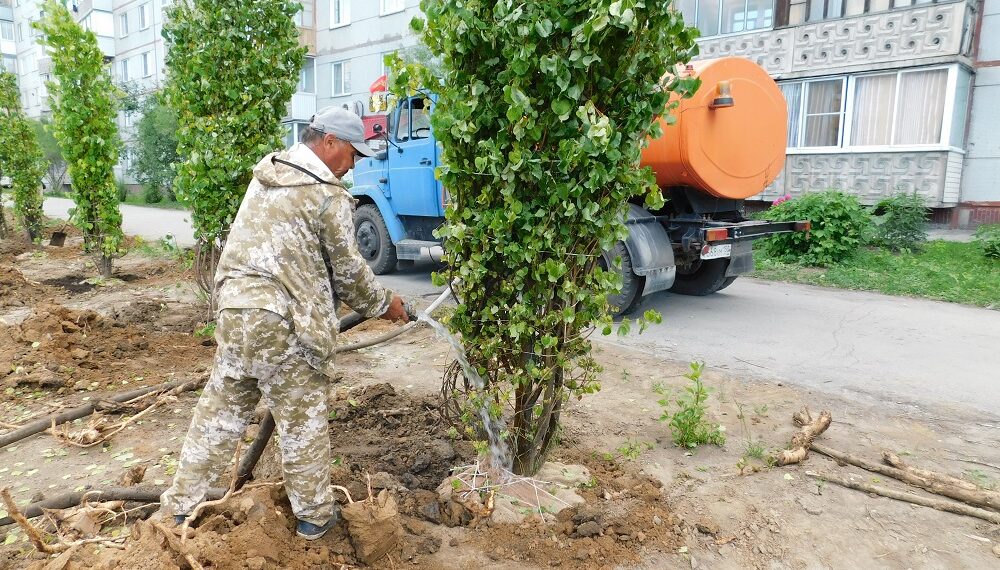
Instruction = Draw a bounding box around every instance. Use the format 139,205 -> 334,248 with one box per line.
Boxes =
870,192 -> 928,252
144,184 -> 164,204
974,224 -> 1000,260
653,362 -> 725,449
116,179 -> 129,203
760,190 -> 871,266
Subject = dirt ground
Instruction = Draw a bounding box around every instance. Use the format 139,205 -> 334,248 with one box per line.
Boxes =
2,223 -> 999,569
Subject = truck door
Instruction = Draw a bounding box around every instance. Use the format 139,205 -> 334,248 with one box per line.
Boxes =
388,96 -> 442,217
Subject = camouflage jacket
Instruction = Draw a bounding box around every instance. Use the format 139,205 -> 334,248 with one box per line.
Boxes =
215,143 -> 393,375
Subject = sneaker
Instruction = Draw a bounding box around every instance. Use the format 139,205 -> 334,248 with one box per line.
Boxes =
296,509 -> 341,540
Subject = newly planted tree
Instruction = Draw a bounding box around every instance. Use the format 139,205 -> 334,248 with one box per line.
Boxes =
162,0 -> 304,291
0,71 -> 47,241
37,0 -> 125,277
29,119 -> 69,195
394,1 -> 698,475
129,97 -> 180,204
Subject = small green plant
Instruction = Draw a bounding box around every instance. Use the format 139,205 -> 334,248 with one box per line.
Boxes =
869,192 -> 928,252
654,362 -> 726,449
328,410 -> 338,420
964,469 -> 997,491
734,400 -> 774,471
973,224 -> 1000,260
760,190 -> 872,266
617,439 -> 653,461
194,322 -> 216,338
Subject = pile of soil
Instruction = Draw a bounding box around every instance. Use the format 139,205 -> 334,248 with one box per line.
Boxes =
0,266 -> 49,309
0,303 -> 213,392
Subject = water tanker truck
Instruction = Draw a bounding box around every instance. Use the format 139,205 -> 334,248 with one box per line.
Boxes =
350,56 -> 809,314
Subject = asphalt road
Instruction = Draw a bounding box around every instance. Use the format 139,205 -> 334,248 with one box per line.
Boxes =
43,197 -> 197,247
44,197 -> 1000,415
383,263 -> 1000,415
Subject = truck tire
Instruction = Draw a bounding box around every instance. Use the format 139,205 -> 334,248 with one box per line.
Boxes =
354,204 -> 398,275
670,259 -> 735,296
599,241 -> 644,315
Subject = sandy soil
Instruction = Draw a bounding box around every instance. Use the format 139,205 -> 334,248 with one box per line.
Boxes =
1,224 -> 999,569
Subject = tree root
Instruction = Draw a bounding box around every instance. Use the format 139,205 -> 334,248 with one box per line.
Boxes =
811,444 -> 1000,512
0,377 -> 203,449
806,470 -> 1000,525
1,487 -> 128,553
776,407 -> 832,466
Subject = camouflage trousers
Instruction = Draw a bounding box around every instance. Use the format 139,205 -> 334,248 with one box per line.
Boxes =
160,308 -> 335,525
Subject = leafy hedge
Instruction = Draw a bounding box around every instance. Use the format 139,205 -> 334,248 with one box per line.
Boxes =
760,191 -> 871,266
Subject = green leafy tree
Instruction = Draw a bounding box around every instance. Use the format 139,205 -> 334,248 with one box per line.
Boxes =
162,0 -> 304,287
0,71 -> 47,241
28,119 -> 69,194
129,97 -> 180,204
394,1 -> 698,475
36,0 -> 125,277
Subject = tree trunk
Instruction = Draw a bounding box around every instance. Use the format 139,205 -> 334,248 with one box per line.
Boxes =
98,255 -> 113,279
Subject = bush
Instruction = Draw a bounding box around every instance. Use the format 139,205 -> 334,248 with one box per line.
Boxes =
975,224 -> 1000,259
143,184 -> 163,204
116,179 -> 128,202
870,192 -> 928,252
760,190 -> 871,266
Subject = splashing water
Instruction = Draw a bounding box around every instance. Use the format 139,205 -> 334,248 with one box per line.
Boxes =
417,309 -> 513,472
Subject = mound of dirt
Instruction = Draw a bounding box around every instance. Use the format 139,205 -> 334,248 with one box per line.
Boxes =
0,265 -> 49,309
0,303 -> 213,391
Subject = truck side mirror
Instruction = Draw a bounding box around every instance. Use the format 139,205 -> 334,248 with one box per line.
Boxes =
375,151 -> 388,161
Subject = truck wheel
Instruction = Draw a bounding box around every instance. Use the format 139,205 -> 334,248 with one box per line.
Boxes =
670,259 -> 734,296
599,241 -> 644,315
354,204 -> 398,275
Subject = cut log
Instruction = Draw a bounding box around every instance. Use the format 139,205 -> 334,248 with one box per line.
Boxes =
806,470 -> 1000,525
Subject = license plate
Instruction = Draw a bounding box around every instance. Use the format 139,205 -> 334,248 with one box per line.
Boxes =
701,243 -> 732,260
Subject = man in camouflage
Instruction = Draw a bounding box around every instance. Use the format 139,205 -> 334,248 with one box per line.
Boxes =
161,107 -> 408,540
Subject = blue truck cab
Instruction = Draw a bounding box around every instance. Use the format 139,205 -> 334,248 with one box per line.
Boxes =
350,95 -> 446,274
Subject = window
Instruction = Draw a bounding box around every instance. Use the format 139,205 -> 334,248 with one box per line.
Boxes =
138,3 -> 149,30
332,60 -> 350,96
380,50 -> 397,79
1,21 -> 13,41
298,56 -> 315,93
119,13 -> 128,37
380,0 -> 405,16
119,58 -> 129,82
141,51 -> 151,77
676,0 -> 773,37
395,97 -> 432,142
330,0 -> 349,27
17,22 -> 23,42
782,67 -> 951,150
124,111 -> 134,127
1,55 -> 16,74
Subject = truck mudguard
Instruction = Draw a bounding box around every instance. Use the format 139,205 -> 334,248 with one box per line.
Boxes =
623,203 -> 676,296
350,185 -> 407,243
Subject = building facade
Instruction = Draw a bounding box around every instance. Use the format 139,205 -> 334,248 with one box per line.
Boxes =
683,0 -> 999,226
2,0 -> 997,225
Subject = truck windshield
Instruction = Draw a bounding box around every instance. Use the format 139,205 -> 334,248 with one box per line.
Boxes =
396,97 -> 432,142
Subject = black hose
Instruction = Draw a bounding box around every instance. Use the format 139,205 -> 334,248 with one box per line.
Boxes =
0,378 -> 198,449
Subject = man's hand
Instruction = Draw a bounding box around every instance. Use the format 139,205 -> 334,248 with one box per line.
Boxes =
380,294 -> 409,323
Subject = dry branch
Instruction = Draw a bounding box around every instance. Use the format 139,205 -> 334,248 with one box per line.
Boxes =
2,487 -> 60,553
806,471 -> 1000,525
776,408 -> 832,466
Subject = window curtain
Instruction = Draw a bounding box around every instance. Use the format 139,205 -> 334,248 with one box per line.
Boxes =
803,79 -> 843,147
894,69 -> 947,145
780,82 -> 802,147
851,74 -> 896,146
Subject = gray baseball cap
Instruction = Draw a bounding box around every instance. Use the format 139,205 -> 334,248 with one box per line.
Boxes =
308,106 -> 376,158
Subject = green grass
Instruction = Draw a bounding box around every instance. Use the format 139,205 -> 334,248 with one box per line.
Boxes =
45,191 -> 187,211
751,241 -> 1000,309
121,195 -> 188,210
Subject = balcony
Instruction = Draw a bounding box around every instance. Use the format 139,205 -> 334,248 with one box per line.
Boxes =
694,0 -> 974,77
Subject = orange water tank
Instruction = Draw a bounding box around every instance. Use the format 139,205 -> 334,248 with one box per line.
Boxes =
641,57 -> 787,200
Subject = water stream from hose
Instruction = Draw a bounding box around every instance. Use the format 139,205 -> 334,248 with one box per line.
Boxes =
417,300 -> 513,473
